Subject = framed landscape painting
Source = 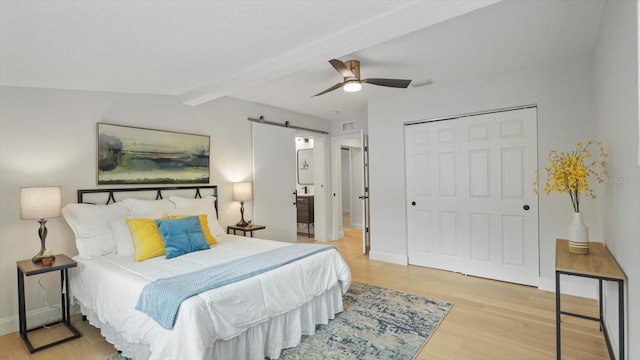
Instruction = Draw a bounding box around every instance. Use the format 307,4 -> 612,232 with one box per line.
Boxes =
97,123 -> 210,185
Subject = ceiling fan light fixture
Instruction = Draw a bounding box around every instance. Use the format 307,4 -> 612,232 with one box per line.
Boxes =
312,59 -> 411,97
343,81 -> 362,92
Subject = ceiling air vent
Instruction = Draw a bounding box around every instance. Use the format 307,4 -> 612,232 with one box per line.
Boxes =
341,121 -> 356,132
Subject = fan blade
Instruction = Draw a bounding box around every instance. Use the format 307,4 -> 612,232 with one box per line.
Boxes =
311,82 -> 345,97
329,59 -> 355,79
362,78 -> 412,88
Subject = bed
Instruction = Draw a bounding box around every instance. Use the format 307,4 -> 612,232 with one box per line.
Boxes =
63,186 -> 351,360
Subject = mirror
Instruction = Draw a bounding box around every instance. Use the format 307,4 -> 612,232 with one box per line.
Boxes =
297,149 -> 314,185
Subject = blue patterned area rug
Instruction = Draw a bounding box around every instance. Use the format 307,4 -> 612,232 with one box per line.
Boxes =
103,282 -> 452,360
276,282 -> 452,360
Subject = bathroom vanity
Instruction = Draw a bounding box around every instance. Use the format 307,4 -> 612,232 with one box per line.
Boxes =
296,195 -> 314,238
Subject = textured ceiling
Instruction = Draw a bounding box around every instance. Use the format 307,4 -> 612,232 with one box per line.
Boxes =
231,0 -> 606,122
1,0 -> 605,123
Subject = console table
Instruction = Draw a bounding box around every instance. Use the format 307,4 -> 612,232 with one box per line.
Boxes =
555,239 -> 625,360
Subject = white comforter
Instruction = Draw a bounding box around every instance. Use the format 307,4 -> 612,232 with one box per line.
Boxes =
69,235 -> 351,359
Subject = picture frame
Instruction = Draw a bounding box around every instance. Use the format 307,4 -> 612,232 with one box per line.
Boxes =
97,123 -> 210,185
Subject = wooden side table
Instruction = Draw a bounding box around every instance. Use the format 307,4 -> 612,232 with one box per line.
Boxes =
555,239 -> 625,360
17,254 -> 81,353
227,224 -> 266,237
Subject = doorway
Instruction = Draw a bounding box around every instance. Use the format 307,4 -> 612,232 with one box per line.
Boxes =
340,147 -> 363,231
296,136 -> 316,242
331,131 -> 369,254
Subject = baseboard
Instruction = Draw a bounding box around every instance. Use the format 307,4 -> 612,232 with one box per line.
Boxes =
0,305 -> 61,336
349,223 -> 363,230
369,250 -> 408,265
538,275 -> 598,299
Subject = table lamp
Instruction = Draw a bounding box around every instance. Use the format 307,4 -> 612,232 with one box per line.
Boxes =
232,182 -> 252,227
20,186 -> 61,263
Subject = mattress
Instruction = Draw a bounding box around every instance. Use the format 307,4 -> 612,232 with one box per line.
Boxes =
69,234 -> 351,359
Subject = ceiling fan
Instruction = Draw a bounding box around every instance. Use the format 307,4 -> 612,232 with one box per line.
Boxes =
312,59 -> 412,97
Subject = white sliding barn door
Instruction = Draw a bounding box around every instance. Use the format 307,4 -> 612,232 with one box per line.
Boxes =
406,108 -> 539,286
252,123 -> 297,243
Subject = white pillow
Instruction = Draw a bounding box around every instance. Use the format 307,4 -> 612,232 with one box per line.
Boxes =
168,195 -> 217,211
168,196 -> 224,235
110,218 -> 134,257
62,202 -> 130,259
122,198 -> 174,218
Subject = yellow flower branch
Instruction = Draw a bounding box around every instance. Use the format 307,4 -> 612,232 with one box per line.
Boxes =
534,140 -> 608,213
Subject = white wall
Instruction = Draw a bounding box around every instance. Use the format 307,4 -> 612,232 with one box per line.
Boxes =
341,149 -> 351,212
594,1 -> 639,358
367,54 -> 602,293
0,88 -> 330,335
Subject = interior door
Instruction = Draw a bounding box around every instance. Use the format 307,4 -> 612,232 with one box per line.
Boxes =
405,107 -> 538,286
252,122 -> 297,243
360,131 -> 370,254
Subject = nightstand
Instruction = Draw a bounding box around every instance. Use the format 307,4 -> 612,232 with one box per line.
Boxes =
227,224 -> 266,237
16,254 -> 81,353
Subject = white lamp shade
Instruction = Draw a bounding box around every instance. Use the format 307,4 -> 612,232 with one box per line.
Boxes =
232,182 -> 252,202
20,186 -> 62,220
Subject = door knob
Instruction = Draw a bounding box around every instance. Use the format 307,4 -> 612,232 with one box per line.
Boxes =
523,204 -> 530,211
411,201 -> 416,206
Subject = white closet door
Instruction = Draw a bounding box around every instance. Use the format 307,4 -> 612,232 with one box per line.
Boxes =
406,108 -> 539,286
252,123 -> 297,243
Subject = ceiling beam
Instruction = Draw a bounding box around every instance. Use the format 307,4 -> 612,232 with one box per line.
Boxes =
180,0 -> 501,106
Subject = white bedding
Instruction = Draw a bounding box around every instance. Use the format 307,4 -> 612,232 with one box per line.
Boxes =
69,234 -> 351,360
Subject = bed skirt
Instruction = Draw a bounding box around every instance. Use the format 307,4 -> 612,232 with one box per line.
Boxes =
78,283 -> 344,360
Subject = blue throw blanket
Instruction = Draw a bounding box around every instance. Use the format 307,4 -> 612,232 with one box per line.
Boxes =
135,244 -> 336,329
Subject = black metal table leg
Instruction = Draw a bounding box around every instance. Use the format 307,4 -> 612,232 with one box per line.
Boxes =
599,279 -> 603,332
556,271 -> 561,360
17,268 -> 26,339
619,280 -> 624,360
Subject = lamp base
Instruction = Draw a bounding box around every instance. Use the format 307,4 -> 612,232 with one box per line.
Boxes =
32,254 -> 55,263
236,201 -> 249,227
32,219 -> 50,263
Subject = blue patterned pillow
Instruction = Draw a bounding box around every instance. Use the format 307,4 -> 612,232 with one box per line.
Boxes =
155,216 -> 209,259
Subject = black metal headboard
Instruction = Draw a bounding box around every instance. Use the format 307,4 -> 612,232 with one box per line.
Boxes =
77,185 -> 219,217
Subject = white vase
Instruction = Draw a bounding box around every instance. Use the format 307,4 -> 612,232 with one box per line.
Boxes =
568,212 -> 589,254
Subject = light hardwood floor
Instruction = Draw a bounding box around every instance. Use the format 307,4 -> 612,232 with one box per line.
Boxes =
2,229 -> 608,360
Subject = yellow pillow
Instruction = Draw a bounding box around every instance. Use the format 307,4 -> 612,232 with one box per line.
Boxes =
171,214 -> 217,245
126,218 -> 167,261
